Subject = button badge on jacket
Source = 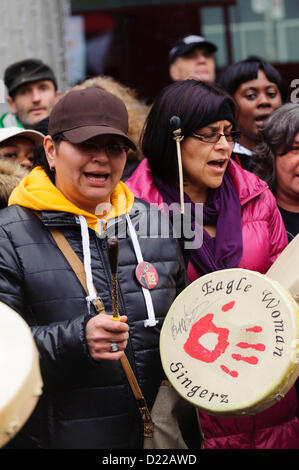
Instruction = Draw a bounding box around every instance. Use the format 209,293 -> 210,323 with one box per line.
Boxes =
135,262 -> 159,289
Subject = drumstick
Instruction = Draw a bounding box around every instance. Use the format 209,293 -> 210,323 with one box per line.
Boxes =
107,237 -> 121,321
170,115 -> 184,214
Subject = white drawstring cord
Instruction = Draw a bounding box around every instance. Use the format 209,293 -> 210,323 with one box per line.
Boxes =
79,214 -> 158,327
125,214 -> 158,327
78,216 -> 98,314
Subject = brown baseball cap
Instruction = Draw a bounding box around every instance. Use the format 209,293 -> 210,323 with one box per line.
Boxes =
48,87 -> 136,150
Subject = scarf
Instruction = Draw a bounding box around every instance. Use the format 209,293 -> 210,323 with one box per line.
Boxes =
8,166 -> 135,232
154,171 -> 243,276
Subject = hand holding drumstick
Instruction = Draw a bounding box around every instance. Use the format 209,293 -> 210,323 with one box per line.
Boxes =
85,237 -> 129,361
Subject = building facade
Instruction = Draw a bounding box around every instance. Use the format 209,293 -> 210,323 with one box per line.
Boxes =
71,0 -> 299,101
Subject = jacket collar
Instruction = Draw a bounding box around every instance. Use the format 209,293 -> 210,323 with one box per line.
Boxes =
127,158 -> 268,208
40,203 -> 143,238
40,211 -> 79,228
227,159 -> 268,206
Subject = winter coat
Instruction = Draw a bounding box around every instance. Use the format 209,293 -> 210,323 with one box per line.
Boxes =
126,158 -> 288,278
0,201 -> 187,449
0,111 -> 23,128
0,159 -> 28,208
126,158 -> 299,449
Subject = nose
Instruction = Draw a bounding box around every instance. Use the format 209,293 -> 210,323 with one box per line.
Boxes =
90,146 -> 110,162
214,134 -> 232,151
195,52 -> 207,64
31,89 -> 42,103
20,157 -> 34,169
256,92 -> 271,107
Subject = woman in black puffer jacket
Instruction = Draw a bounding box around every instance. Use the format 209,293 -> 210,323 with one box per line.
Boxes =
0,88 -> 187,449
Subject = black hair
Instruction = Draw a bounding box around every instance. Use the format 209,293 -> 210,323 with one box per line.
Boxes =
142,79 -> 236,184
218,56 -> 287,102
33,133 -> 65,184
252,103 -> 299,193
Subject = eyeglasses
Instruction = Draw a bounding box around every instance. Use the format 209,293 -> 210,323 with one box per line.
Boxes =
52,133 -> 130,157
77,141 -> 129,158
192,131 -> 241,143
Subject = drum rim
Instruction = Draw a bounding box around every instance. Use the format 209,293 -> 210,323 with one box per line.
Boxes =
160,268 -> 299,416
0,302 -> 43,446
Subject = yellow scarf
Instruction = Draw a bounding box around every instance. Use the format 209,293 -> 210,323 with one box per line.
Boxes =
8,166 -> 135,232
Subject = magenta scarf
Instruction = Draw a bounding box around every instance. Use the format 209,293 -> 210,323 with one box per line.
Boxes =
153,172 -> 243,276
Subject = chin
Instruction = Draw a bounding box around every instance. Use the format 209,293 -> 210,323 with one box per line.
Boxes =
194,73 -> 210,82
248,128 -> 262,142
209,178 -> 225,189
27,115 -> 46,126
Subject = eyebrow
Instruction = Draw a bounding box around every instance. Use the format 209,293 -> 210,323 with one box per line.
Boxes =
19,80 -> 51,90
243,84 -> 278,92
204,123 -> 233,131
0,144 -> 18,149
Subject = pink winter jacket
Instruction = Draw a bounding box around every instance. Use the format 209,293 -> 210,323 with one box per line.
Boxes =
126,158 -> 299,449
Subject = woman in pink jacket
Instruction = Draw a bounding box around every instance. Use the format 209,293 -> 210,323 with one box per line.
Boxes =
126,79 -> 299,449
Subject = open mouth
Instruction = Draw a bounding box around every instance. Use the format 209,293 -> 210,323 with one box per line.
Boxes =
84,172 -> 109,182
207,159 -> 227,169
254,114 -> 271,127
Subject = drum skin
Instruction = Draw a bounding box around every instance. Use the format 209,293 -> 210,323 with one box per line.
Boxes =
160,268 -> 299,417
0,302 -> 43,447
266,233 -> 299,305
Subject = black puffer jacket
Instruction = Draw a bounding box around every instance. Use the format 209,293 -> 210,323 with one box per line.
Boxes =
0,200 -> 187,449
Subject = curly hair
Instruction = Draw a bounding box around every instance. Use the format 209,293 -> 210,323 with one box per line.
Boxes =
0,159 -> 28,208
69,75 -> 149,163
252,103 -> 299,193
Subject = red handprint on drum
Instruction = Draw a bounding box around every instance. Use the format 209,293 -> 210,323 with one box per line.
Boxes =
184,300 -> 266,378
184,313 -> 230,362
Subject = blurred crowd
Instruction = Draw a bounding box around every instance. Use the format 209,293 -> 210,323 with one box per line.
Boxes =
1,36 -> 298,243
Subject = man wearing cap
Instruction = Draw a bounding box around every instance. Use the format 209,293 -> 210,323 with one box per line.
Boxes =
0,58 -> 61,129
168,34 -> 217,84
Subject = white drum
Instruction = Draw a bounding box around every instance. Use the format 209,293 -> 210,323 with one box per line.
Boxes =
0,302 -> 43,447
160,268 -> 299,417
266,233 -> 299,304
